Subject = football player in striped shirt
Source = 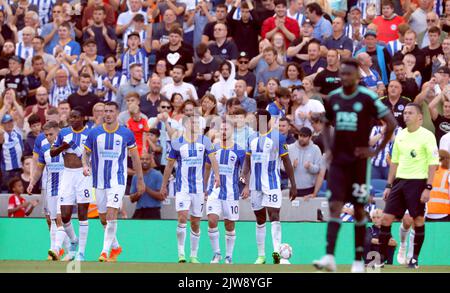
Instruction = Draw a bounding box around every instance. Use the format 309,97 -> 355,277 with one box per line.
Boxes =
82,101 -> 144,262
31,108 -> 67,259
160,115 -> 220,264
28,121 -> 66,259
49,109 -> 92,261
241,109 -> 297,264
206,118 -> 246,264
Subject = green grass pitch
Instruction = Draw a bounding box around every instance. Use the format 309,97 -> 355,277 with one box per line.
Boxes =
1,261 -> 450,273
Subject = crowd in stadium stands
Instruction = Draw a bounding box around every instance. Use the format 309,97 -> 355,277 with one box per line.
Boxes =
0,0 -> 449,222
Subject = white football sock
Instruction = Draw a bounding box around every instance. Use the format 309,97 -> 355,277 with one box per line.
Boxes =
63,234 -> 71,252
190,229 -> 201,258
271,221 -> 282,253
399,223 -> 410,247
102,220 -> 117,254
103,224 -> 119,249
176,223 -> 187,256
63,221 -> 77,243
50,220 -> 57,251
55,226 -> 67,251
225,230 -> 236,258
78,220 -> 89,254
407,229 -> 415,260
208,227 -> 220,254
256,223 -> 266,257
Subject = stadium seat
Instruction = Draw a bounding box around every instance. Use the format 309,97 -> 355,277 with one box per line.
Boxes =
370,179 -> 387,197
317,180 -> 327,197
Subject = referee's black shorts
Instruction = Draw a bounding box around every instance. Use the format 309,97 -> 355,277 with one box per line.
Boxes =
384,178 -> 427,219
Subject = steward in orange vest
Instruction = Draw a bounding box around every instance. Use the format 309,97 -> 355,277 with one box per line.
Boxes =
427,150 -> 450,221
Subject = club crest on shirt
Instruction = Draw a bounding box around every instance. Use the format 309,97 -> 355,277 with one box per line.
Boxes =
283,144 -> 288,150
115,140 -> 121,145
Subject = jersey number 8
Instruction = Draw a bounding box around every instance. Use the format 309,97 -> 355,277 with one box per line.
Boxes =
84,190 -> 90,198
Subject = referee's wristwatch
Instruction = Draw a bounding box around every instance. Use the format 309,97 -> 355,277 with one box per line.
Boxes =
425,184 -> 433,190
385,183 -> 393,189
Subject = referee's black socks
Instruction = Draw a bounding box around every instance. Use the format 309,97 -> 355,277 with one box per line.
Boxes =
413,225 -> 425,260
326,218 -> 342,255
379,225 -> 392,264
355,219 -> 367,261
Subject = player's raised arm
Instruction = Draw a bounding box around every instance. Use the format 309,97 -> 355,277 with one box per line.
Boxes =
129,147 -> 145,196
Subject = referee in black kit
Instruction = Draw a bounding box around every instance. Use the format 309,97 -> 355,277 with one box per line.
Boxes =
379,103 -> 439,269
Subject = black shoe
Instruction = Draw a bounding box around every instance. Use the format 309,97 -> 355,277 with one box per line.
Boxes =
408,258 -> 419,269
317,209 -> 324,222
272,252 -> 281,264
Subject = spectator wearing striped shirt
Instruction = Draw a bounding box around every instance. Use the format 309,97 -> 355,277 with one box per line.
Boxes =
29,0 -> 55,25
369,120 -> 402,180
15,26 -> 34,60
345,6 -> 367,55
0,107 -> 25,192
45,64 -> 77,108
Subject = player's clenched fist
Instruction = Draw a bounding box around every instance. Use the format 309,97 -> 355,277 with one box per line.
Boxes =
83,166 -> 91,177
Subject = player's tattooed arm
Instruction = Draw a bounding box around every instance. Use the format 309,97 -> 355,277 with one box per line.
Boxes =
281,155 -> 297,201
82,148 -> 91,176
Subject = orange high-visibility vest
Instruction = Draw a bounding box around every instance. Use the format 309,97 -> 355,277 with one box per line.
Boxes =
428,167 -> 450,215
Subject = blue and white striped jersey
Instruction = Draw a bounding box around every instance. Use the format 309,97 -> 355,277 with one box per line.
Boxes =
54,127 -> 91,158
121,48 -> 149,82
386,39 -> 403,57
97,72 -> 128,102
15,42 -> 34,61
370,126 -> 402,168
168,135 -> 216,194
33,132 -> 49,190
50,83 -> 74,107
84,124 -> 137,189
341,202 -> 376,222
207,143 -> 246,200
246,129 -> 288,192
30,0 -> 56,25
52,40 -> 81,58
1,126 -> 24,171
37,143 -> 64,197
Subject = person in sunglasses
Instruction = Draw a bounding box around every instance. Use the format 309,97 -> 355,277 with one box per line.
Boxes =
236,51 -> 256,97
148,97 -> 183,173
